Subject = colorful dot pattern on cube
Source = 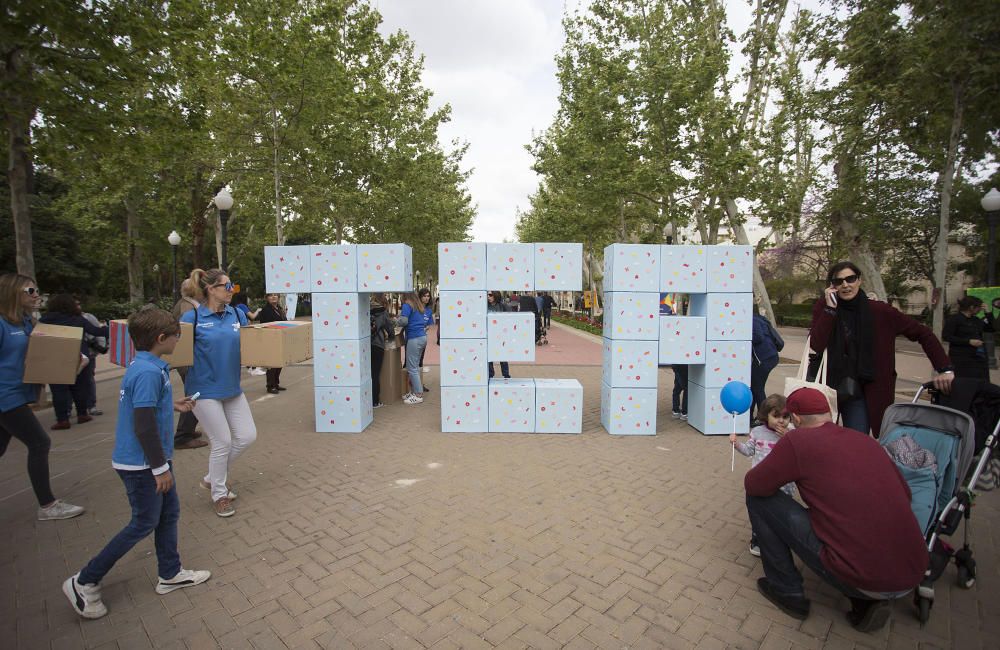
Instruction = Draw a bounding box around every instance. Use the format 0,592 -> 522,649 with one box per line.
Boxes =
535,243 -> 583,291
487,313 -> 536,362
600,243 -> 754,437
488,379 -> 536,433
438,242 -> 487,290
439,290 -> 487,339
486,243 -> 534,291
310,245 -> 357,292
440,339 -> 487,387
265,245 -> 311,293
534,379 -> 583,433
357,244 -> 413,292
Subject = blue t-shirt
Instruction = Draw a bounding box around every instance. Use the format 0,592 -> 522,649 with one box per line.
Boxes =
180,304 -> 247,399
400,303 -> 433,339
0,315 -> 37,412
112,352 -> 173,469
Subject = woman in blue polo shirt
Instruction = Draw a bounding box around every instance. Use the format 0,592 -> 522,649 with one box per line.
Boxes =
399,288 -> 433,405
180,268 -> 256,518
0,273 -> 84,521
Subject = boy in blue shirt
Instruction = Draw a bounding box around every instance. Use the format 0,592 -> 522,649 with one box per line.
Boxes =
63,307 -> 210,619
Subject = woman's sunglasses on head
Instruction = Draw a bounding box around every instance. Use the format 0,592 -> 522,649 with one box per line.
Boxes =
831,274 -> 859,287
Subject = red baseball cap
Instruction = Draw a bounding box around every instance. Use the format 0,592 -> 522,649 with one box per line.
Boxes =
784,388 -> 831,416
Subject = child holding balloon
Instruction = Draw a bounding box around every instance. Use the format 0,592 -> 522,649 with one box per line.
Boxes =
730,393 -> 795,556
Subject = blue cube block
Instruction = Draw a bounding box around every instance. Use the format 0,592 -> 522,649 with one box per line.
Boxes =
315,383 -> 373,433
312,293 -> 368,340
440,339 -> 488,387
534,378 -> 582,433
488,378 -> 536,433
658,316 -> 707,364
534,243 -> 583,291
309,245 -> 357,292
600,383 -> 657,435
602,292 -> 660,340
603,244 -> 660,292
687,381 -> 750,436
660,245 -> 707,293
487,313 -> 535,362
265,245 -> 311,293
357,244 -> 413,292
689,340 -> 752,388
487,243 -> 535,292
313,338 -> 371,387
602,338 -> 659,389
689,293 -> 753,341
707,245 -> 754,292
439,290 -> 487,339
441,386 -> 489,433
438,242 -> 486,290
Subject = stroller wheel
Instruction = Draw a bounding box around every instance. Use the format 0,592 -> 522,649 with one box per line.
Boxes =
956,564 -> 976,589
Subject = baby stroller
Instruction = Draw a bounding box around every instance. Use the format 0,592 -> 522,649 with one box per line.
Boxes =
879,382 -> 999,624
537,323 -> 549,346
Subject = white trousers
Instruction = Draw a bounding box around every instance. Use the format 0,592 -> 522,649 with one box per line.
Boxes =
194,394 -> 257,501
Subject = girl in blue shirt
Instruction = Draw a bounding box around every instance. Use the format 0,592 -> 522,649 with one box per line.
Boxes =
399,288 -> 433,404
0,273 -> 84,521
180,268 -> 256,518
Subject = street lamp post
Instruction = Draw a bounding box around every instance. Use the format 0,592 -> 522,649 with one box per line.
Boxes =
168,230 -> 181,301
214,189 -> 234,270
982,188 -> 1000,369
415,269 -> 421,289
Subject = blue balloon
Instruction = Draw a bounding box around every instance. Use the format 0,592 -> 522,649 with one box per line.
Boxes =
720,381 -> 753,415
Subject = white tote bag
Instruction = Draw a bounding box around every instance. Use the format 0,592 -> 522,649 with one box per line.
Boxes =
784,335 -> 839,421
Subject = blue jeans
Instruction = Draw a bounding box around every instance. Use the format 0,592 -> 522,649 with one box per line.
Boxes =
671,365 -> 688,414
746,492 -> 867,599
79,466 -> 181,584
405,336 -> 428,394
839,395 -> 869,435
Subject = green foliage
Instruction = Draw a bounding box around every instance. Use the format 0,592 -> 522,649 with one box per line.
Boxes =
772,303 -> 814,327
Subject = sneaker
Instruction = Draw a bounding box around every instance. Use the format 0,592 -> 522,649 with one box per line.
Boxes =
267,387 -> 280,394
88,407 -> 103,416
749,542 -> 761,557
373,402 -> 384,409
680,413 -> 688,421
402,392 -> 413,400
422,367 -> 430,373
756,578 -> 810,620
249,368 -> 266,376
276,386 -> 287,391
201,479 -> 237,500
847,598 -> 891,632
38,500 -> 85,521
63,573 -> 107,619
77,414 -> 93,424
214,497 -> 236,518
671,411 -> 681,419
403,394 -> 424,405
51,420 -> 71,430
155,568 -> 211,595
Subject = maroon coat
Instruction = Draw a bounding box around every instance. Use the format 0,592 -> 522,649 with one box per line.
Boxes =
810,299 -> 950,436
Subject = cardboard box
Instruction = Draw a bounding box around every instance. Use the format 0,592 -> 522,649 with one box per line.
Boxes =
534,378 -> 583,433
240,321 -> 312,367
23,324 -> 83,385
603,244 -> 661,292
312,292 -> 368,340
658,316 -> 707,365
438,242 -> 486,290
108,320 -> 194,368
689,293 -> 753,341
440,339 -> 488,386
314,337 -> 370,386
707,245 -> 754,292
377,346 -> 405,405
488,378 -> 536,433
660,245 -> 707,293
486,243 -> 535,291
439,290 -> 487,339
688,381 -> 750,436
310,244 -> 358,292
689,340 -> 751,388
315,382 -> 373,433
357,243 -> 414,292
487,313 -> 535,362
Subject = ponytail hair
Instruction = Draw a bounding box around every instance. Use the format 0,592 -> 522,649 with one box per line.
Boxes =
188,268 -> 225,302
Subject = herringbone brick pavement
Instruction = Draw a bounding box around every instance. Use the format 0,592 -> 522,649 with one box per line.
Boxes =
2,323 -> 998,649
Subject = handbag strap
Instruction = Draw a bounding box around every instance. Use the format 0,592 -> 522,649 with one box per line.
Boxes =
798,335 -> 829,384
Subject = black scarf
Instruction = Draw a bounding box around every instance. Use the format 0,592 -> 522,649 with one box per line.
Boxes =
826,288 -> 876,389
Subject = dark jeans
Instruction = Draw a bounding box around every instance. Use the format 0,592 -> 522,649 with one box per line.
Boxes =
79,466 -> 180,584
174,368 -> 199,439
0,405 -> 55,506
672,365 -> 688,414
265,368 -> 282,390
488,362 -> 510,379
543,310 -> 551,328
84,354 -> 98,409
839,396 -> 869,436
50,370 -> 89,421
371,346 -> 384,404
751,356 -> 778,420
746,492 -> 866,599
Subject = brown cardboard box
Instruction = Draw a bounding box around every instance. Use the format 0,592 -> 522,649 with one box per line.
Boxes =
240,321 -> 312,367
378,345 -> 405,404
23,323 -> 83,385
109,320 -> 193,368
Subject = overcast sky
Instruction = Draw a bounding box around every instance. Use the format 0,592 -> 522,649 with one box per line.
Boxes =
373,1 -> 760,244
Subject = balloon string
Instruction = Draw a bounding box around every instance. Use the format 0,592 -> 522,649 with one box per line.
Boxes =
731,412 -> 736,472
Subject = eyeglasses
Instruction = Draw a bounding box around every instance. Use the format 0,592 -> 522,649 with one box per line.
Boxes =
22,287 -> 39,295
831,274 -> 859,287
212,282 -> 235,291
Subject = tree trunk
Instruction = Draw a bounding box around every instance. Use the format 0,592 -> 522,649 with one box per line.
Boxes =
273,103 -> 284,245
932,84 -> 964,338
725,198 -> 776,325
832,158 -> 887,301
189,176 -> 205,271
6,107 -> 35,280
124,198 -> 145,303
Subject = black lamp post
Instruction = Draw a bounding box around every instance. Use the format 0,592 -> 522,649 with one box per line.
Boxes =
981,188 -> 1000,368
168,230 -> 181,301
214,188 -> 234,269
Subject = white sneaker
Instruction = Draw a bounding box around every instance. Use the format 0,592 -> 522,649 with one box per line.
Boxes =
38,500 -> 85,521
402,392 -> 413,400
373,402 -> 384,409
422,367 -> 430,373
403,394 -> 424,405
749,542 -> 761,557
671,411 -> 681,419
249,367 -> 266,376
63,573 -> 107,619
155,568 -> 211,595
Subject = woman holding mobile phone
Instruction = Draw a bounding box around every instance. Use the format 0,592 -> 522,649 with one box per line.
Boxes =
808,261 -> 954,437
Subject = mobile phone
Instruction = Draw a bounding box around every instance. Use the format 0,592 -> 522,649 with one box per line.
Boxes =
827,287 -> 837,306
189,392 -> 200,401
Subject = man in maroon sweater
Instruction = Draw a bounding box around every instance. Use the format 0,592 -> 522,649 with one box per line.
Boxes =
745,387 -> 928,632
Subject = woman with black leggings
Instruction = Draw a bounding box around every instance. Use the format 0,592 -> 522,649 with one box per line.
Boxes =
0,273 -> 85,521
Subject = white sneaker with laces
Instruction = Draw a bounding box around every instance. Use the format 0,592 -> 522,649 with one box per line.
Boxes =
249,367 -> 266,376
155,568 -> 211,594
403,394 -> 424,404
63,573 -> 107,619
38,500 -> 85,521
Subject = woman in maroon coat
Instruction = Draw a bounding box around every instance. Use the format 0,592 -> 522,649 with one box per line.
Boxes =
809,262 -> 954,437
